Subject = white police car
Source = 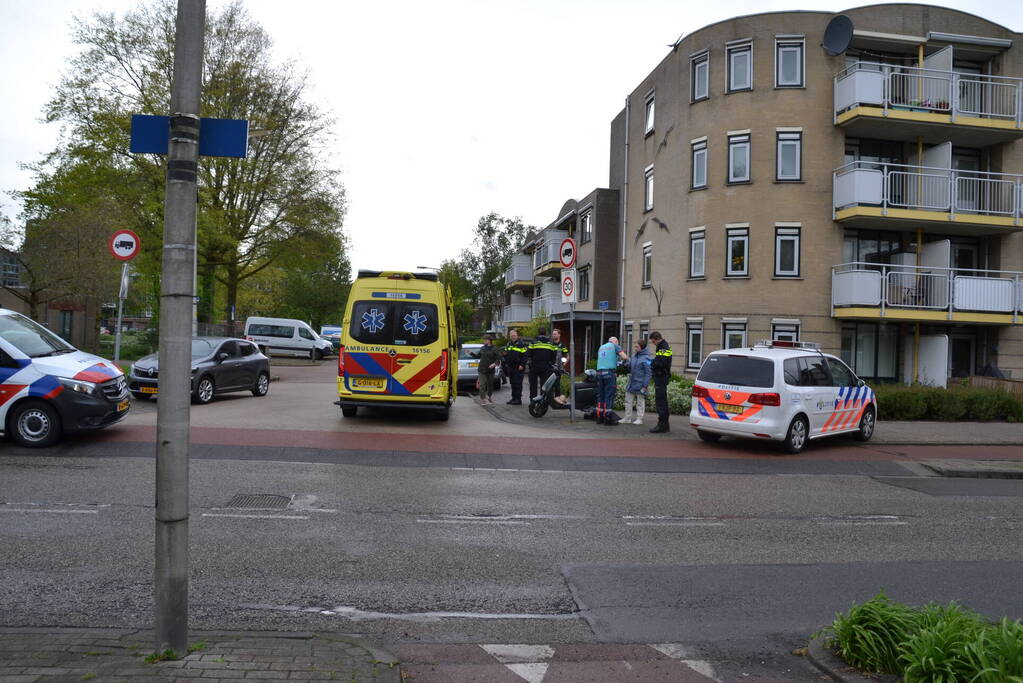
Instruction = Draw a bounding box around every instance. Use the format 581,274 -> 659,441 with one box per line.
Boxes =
0,309 -> 129,448
689,340 -> 876,454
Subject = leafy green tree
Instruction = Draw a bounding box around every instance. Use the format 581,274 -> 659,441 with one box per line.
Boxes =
438,257 -> 475,334
273,232 -> 352,331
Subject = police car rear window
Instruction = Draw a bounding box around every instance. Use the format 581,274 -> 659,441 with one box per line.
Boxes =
697,355 -> 774,388
350,301 -> 439,346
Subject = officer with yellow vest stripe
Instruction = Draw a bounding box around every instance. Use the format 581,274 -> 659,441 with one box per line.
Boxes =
649,331 -> 673,433
502,328 -> 529,405
526,327 -> 560,401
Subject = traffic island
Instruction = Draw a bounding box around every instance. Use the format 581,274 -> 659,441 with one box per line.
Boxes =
922,459 -> 1023,479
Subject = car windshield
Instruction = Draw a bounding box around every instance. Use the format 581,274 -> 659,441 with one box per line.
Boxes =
0,313 -> 76,358
191,339 -> 218,359
697,354 -> 775,388
459,346 -> 481,360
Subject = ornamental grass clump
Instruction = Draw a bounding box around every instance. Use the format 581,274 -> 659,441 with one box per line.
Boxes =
826,591 -> 918,675
962,618 -> 1023,683
899,602 -> 986,682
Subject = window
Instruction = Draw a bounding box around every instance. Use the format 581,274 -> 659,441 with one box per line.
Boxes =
644,92 -> 655,135
642,243 -> 653,286
644,165 -> 654,211
691,51 -> 709,101
698,354 -> 773,387
776,132 -> 801,181
772,323 -> 800,342
687,323 -> 703,369
726,226 -> 748,276
2,254 -> 21,288
691,139 -> 707,189
775,39 -> 804,87
774,226 -> 800,277
722,322 -> 747,349
238,342 -> 256,356
827,358 -> 858,387
783,356 -> 832,387
349,301 -> 439,346
59,311 -> 73,340
580,210 -> 593,244
299,327 -> 314,340
727,42 -> 752,92
689,230 -> 705,278
218,341 -> 240,358
249,324 -> 295,338
728,134 -> 750,183
578,266 -> 590,301
841,322 -> 898,379
640,322 -> 650,342
624,324 -> 634,352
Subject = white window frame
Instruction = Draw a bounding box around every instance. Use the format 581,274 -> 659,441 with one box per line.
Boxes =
774,38 -> 804,88
687,323 -> 704,369
689,229 -> 705,278
691,51 -> 709,101
772,322 -> 800,342
776,131 -> 802,181
644,92 -> 655,135
580,209 -> 593,244
642,243 -> 653,287
728,134 -> 750,183
727,41 -> 753,92
726,226 -> 749,277
644,165 -> 654,211
774,226 -> 800,277
579,266 -> 590,301
691,139 -> 708,189
723,322 -> 747,349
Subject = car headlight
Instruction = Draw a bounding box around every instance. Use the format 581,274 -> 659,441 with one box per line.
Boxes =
58,378 -> 99,396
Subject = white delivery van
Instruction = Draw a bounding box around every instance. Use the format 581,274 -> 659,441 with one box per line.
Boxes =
244,316 -> 333,359
0,308 -> 130,447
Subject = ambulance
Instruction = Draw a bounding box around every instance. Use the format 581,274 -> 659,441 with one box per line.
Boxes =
689,340 -> 877,454
336,271 -> 458,420
0,308 -> 130,447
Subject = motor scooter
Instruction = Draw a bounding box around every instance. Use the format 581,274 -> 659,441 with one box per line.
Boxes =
528,366 -> 598,418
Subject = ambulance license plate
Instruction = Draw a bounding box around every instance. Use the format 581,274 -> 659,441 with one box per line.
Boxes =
140,387 -> 159,395
117,400 -> 130,412
353,377 -> 384,389
715,403 -> 744,414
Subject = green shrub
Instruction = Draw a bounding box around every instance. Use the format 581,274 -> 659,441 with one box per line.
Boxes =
962,617 -> 1023,683
873,384 -> 1023,422
874,385 -> 930,420
826,591 -> 919,675
899,603 -> 986,682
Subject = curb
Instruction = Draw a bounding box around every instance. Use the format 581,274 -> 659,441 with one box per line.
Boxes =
806,636 -> 897,683
922,460 -> 1023,479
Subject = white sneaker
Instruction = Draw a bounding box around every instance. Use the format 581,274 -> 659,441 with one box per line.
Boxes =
633,418 -> 643,425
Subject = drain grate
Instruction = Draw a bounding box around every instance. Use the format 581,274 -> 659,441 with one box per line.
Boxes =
225,494 -> 291,510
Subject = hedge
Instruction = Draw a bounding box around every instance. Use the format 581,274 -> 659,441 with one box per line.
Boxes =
873,384 -> 1023,422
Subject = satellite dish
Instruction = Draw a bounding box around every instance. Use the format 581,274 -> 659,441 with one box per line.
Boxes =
822,15 -> 854,56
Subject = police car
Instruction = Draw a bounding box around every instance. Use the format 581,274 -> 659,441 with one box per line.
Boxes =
689,340 -> 876,454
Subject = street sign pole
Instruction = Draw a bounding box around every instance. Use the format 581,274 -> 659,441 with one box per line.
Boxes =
155,0 -> 204,656
569,303 -> 575,423
114,263 -> 130,364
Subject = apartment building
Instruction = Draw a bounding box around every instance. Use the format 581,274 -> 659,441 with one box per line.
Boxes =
611,4 -> 1023,384
502,189 -> 620,365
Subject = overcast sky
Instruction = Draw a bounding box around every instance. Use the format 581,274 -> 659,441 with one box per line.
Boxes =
1,0 -> 1020,273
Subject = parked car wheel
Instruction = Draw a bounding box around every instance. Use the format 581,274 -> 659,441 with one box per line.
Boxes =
192,375 -> 215,405
252,372 -> 270,397
436,405 -> 450,421
782,415 -> 809,454
855,407 -> 875,442
8,400 -> 62,448
697,430 -> 721,443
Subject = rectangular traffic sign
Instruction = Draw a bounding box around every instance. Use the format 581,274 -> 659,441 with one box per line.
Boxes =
130,115 -> 249,158
561,267 -> 578,304
598,300 -> 609,311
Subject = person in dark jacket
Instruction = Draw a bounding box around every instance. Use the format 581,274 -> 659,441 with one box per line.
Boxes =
477,334 -> 501,405
502,328 -> 528,405
526,327 -> 558,400
624,341 -> 653,425
648,331 -> 673,433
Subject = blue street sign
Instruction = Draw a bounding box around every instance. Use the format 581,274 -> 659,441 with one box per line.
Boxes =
130,114 -> 249,158
598,300 -> 609,311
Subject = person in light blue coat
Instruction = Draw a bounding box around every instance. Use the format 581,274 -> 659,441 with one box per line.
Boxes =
624,341 -> 653,425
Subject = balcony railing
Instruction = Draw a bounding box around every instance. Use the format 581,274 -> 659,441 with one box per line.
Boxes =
835,61 -> 1023,126
832,261 -> 1023,316
502,303 -> 531,323
833,161 -> 1023,222
532,294 -> 570,318
532,230 -> 568,270
504,257 -> 533,286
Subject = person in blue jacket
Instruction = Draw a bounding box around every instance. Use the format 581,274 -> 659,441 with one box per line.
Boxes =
623,340 -> 653,425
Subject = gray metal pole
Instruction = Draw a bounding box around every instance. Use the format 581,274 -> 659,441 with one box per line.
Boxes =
155,0 -> 204,655
113,262 -> 128,364
569,304 -> 575,422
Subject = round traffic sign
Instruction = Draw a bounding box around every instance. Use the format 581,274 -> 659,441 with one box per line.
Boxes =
562,274 -> 574,297
559,237 -> 577,268
109,230 -> 141,261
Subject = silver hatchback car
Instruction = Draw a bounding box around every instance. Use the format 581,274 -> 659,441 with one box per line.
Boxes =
457,343 -> 505,391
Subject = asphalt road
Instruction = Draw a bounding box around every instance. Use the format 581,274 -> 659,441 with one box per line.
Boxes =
2,361 -> 1022,681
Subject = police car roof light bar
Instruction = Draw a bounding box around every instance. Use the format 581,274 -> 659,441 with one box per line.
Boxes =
755,339 -> 821,350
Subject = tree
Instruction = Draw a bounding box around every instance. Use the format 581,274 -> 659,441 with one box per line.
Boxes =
457,212 -> 532,329
438,258 -> 475,334
31,0 -> 347,327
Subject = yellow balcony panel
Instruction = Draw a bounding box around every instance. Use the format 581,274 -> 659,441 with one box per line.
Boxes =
834,307 -> 1016,326
835,206 -> 1023,236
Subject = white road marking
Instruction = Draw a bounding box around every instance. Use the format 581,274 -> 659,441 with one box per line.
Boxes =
201,513 -> 309,520
651,643 -> 720,681
417,519 -> 530,525
0,508 -> 99,514
818,515 -> 907,527
819,520 -> 908,526
504,662 -> 549,683
481,644 -> 555,663
242,604 -> 577,623
625,521 -> 726,527
623,516 -> 726,527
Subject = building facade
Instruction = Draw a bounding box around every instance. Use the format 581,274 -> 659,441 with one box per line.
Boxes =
611,4 -> 1023,383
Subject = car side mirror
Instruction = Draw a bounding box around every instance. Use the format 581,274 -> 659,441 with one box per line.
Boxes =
856,379 -> 865,387
217,352 -> 229,363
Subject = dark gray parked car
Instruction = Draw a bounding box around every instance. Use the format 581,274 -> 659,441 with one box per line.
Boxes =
128,337 -> 270,404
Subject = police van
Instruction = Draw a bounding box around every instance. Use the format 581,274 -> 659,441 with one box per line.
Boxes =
0,308 -> 130,447
336,271 -> 458,420
689,340 -> 876,454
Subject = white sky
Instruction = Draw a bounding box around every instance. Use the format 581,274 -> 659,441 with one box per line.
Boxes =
1,1 -> 1020,273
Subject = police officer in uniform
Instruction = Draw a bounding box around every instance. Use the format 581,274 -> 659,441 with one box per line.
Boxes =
502,328 -> 528,405
649,331 -> 673,433
526,327 -> 558,400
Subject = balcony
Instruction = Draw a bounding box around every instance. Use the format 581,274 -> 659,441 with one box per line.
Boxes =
504,255 -> 534,291
833,161 -> 1023,234
532,294 -> 570,318
502,303 -> 531,326
532,230 -> 568,277
832,262 -> 1023,325
834,62 -> 1023,146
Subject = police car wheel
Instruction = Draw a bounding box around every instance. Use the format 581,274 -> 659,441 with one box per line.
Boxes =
9,400 -> 62,448
855,407 -> 875,442
697,430 -> 721,443
782,415 -> 808,454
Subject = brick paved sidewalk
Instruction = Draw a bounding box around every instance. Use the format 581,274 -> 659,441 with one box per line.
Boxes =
0,628 -> 400,683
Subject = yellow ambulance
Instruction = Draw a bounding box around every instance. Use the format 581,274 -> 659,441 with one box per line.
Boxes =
336,270 -> 458,420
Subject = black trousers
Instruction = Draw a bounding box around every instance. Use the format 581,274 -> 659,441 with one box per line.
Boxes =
653,377 -> 669,425
529,369 -> 551,400
508,367 -> 524,401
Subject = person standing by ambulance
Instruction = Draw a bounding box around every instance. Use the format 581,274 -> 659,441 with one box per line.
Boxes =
477,334 -> 501,405
502,328 -> 528,405
648,331 -> 673,433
